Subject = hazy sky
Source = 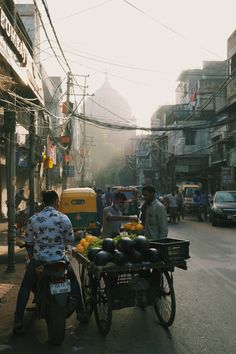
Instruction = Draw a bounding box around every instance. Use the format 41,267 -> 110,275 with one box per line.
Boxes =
17,0 -> 236,126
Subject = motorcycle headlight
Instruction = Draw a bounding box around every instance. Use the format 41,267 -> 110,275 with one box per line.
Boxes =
213,207 -> 223,214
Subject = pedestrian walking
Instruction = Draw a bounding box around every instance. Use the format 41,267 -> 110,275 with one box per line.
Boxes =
169,191 -> 178,224
176,188 -> 184,221
142,185 -> 168,240
15,187 -> 28,210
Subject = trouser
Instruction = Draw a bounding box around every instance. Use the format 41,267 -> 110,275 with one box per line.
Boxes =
15,258 -> 42,322
14,258 -> 83,323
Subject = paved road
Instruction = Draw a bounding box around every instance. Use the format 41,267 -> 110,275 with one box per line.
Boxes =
2,219 -> 236,354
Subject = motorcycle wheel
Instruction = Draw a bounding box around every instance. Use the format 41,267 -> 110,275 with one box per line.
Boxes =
46,297 -> 67,346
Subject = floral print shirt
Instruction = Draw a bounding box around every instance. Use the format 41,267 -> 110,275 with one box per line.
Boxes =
25,207 -> 74,262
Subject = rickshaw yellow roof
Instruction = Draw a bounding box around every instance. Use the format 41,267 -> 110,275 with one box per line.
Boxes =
61,188 -> 96,197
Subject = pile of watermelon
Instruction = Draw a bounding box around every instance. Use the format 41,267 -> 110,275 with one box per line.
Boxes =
86,235 -> 160,267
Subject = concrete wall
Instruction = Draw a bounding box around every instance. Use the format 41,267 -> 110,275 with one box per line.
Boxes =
16,3 -> 41,65
228,30 -> 236,59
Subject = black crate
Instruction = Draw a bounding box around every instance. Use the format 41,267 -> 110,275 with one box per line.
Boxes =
149,238 -> 190,262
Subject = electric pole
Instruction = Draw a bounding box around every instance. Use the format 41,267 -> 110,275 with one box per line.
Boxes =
80,76 -> 88,186
4,110 -> 16,272
29,112 -> 35,216
62,71 -> 72,190
79,75 -> 94,186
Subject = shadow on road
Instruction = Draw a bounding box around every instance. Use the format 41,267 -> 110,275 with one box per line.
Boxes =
2,307 -> 180,354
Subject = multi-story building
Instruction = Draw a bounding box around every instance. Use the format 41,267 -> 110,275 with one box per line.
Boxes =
148,61 -> 228,193
0,0 -> 44,218
209,30 -> 236,191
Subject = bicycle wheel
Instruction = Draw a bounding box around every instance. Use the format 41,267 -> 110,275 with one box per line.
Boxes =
94,275 -> 112,336
81,266 -> 94,316
154,271 -> 176,327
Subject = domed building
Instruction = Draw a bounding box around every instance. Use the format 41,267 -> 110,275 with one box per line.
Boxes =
85,79 -> 136,186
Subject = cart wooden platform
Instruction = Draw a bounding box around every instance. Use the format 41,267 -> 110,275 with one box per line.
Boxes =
73,248 -> 188,336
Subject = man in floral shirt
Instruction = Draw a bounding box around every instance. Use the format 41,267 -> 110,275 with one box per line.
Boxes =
25,193 -> 73,261
13,190 -> 75,334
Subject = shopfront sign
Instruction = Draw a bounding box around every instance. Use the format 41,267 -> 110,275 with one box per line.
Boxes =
0,7 -> 27,65
0,7 -> 44,104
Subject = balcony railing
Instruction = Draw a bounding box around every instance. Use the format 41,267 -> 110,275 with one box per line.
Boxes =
210,151 -> 225,164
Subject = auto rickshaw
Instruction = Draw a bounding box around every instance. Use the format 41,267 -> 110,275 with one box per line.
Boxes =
60,188 -> 97,231
113,186 -> 139,216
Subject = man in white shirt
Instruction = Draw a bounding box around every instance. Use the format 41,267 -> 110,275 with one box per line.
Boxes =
142,185 -> 168,240
169,191 -> 178,224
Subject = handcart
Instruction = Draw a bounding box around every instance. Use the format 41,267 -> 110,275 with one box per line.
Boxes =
73,237 -> 190,336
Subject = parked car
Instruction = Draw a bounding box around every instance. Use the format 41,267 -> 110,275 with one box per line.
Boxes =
210,191 -> 236,226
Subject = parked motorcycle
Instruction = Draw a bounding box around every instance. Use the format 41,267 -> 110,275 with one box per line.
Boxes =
20,244 -> 82,345
36,260 -> 72,345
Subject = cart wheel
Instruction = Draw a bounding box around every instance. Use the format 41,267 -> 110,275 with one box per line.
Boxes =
81,266 -> 93,316
154,271 -> 176,327
94,275 -> 112,336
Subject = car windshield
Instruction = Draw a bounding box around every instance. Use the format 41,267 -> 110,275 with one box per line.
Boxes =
215,192 -> 236,203
123,191 -> 136,200
184,188 -> 200,198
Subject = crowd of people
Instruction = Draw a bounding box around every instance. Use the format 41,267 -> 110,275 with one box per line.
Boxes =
159,188 -> 184,224
13,182 -> 213,335
159,187 -> 211,223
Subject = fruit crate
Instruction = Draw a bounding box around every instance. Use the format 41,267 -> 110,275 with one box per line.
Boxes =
149,238 -> 190,263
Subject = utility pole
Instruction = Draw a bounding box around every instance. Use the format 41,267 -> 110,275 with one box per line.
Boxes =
68,74 -> 93,186
4,110 -> 16,272
79,75 -> 93,187
62,72 -> 72,190
29,112 -> 35,216
80,76 -> 88,187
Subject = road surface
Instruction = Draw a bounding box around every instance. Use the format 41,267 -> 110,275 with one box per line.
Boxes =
2,218 -> 236,354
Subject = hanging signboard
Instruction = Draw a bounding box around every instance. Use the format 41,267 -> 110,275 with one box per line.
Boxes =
60,136 -> 71,145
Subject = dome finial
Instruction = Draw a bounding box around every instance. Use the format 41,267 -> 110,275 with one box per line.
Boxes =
105,69 -> 108,82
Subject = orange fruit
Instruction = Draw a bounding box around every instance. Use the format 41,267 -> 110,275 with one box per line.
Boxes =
136,223 -> 144,231
85,235 -> 94,243
76,244 -> 85,254
80,238 -> 87,247
124,223 -> 131,231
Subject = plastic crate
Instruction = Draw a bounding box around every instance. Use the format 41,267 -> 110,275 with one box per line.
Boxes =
149,238 -> 190,262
